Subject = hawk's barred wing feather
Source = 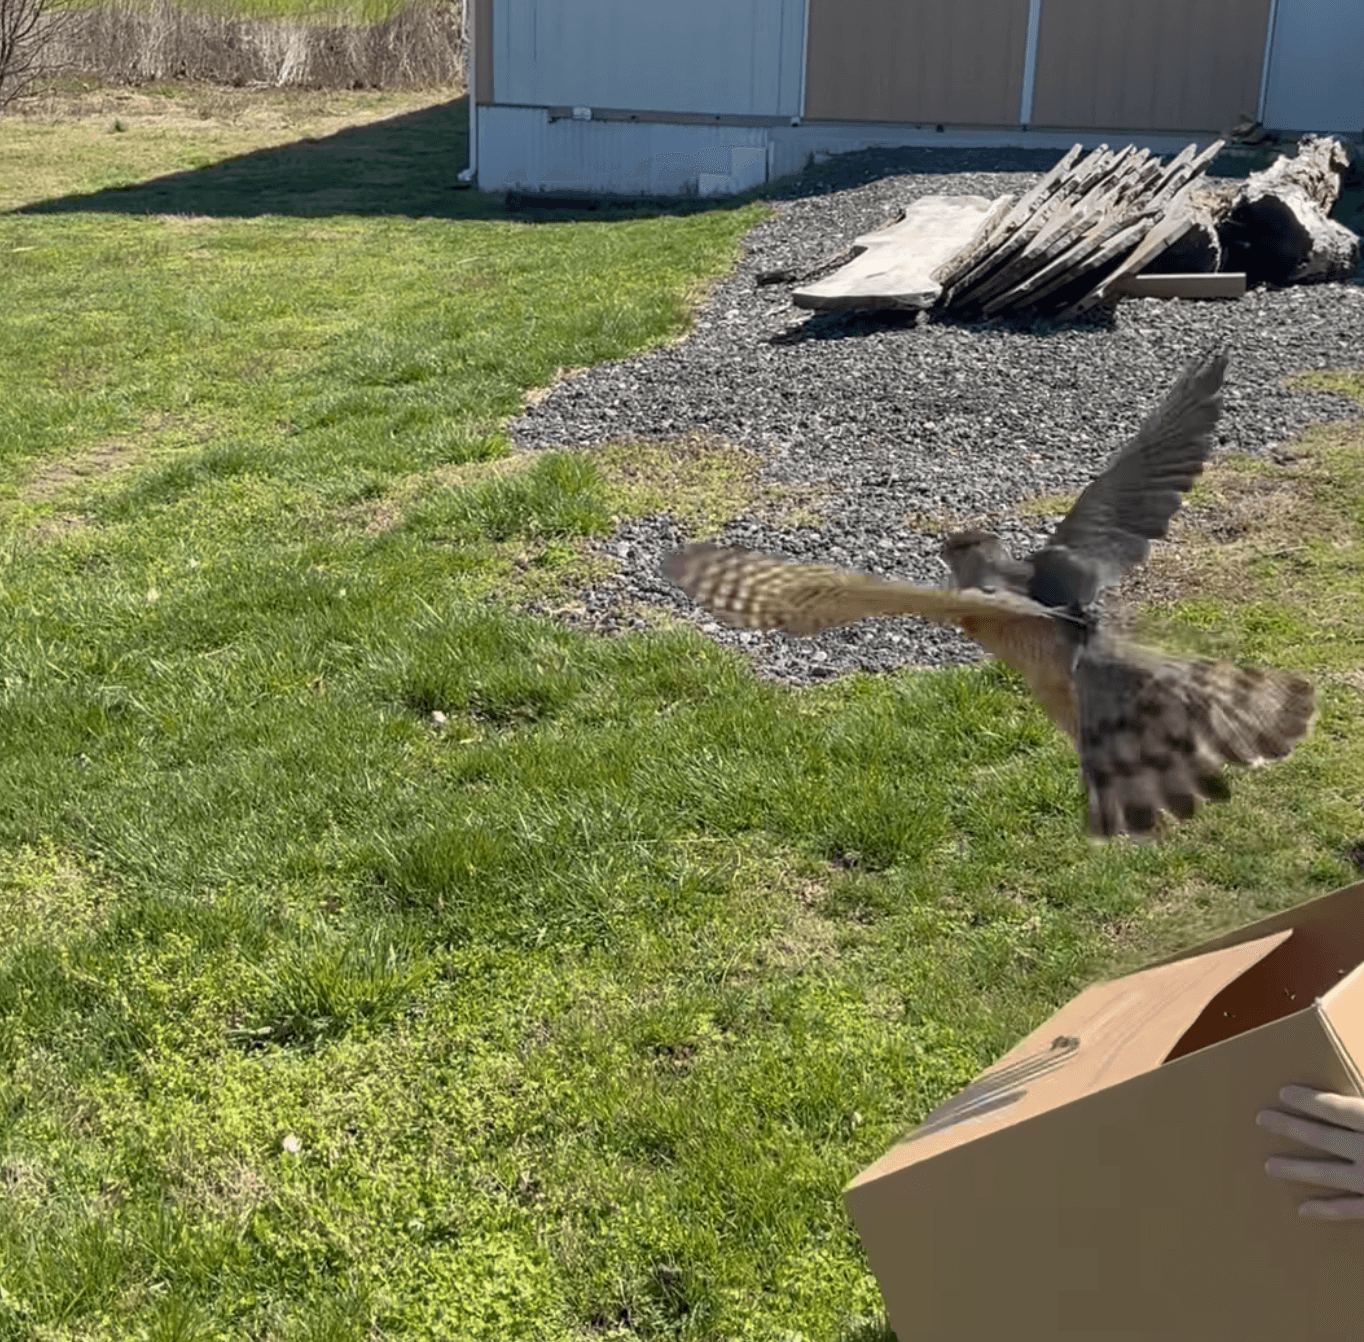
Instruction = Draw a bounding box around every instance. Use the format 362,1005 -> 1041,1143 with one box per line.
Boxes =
663,542 -> 1052,636
663,543 -> 1083,744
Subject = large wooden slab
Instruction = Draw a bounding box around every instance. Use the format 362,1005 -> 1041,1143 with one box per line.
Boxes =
792,194 -> 1010,312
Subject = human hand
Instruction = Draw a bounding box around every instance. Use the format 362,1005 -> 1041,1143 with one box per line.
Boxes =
1257,1085 -> 1364,1220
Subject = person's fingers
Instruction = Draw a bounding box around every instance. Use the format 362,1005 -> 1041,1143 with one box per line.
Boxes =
1257,1107 -> 1364,1162
1278,1085 -> 1364,1130
1298,1195 -> 1364,1221
1265,1155 -> 1364,1195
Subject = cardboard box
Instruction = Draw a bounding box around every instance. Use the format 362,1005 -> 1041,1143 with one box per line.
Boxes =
846,878 -> 1364,1340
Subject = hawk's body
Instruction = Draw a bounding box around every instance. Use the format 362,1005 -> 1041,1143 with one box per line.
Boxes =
663,351 -> 1316,837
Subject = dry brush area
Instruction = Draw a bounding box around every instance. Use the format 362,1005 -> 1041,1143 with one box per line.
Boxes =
12,0 -> 466,99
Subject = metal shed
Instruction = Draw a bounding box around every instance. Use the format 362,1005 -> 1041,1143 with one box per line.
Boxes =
466,0 -> 1364,196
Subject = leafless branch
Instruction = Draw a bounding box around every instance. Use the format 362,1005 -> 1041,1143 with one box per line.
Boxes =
0,0 -> 68,111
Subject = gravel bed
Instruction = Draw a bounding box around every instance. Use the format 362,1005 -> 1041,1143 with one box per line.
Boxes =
510,145 -> 1364,683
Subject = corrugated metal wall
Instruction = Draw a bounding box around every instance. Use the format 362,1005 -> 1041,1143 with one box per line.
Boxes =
1029,0 -> 1272,131
490,0 -> 805,117
1261,0 -> 1364,133
472,0 -> 1357,196
804,0 -> 1031,125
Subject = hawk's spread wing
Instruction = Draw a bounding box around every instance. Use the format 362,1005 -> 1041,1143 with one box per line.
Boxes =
1038,350 -> 1228,595
663,543 -> 1082,744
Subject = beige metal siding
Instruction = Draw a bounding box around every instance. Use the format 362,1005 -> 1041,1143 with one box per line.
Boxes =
476,0 -> 493,103
1029,0 -> 1272,131
805,0 -> 1030,125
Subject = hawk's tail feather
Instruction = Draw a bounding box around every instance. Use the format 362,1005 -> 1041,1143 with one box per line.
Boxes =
1077,648 -> 1316,837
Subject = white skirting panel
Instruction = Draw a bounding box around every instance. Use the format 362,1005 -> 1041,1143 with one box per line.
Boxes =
475,105 -> 1233,199
477,105 -> 771,196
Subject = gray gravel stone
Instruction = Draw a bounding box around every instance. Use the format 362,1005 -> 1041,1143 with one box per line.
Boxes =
510,146 -> 1364,684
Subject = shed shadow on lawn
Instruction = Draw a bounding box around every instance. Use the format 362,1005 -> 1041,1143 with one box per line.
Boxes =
13,94 -> 758,225
11,101 -> 1113,233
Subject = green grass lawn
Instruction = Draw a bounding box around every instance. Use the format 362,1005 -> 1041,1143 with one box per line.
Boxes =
1,87 -> 1363,1342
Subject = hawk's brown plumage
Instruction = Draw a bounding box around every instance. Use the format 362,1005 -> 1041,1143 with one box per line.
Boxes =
662,352 -> 1316,838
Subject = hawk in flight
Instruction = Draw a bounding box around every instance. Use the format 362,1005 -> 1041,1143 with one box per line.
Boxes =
663,351 -> 1315,837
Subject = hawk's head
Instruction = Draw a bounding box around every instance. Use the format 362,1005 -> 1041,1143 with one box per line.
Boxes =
939,529 -> 1013,589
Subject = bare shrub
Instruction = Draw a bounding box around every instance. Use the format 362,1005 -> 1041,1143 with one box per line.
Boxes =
49,0 -> 466,91
1,0 -> 69,108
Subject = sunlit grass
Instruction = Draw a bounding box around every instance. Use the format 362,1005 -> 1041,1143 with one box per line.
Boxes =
1,91 -> 1362,1341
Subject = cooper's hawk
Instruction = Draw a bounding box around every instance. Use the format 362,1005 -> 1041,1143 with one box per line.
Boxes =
663,350 -> 1315,838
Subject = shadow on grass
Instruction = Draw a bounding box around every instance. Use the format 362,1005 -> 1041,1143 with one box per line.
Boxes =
20,101 -> 1359,237
8,100 -> 1117,227
12,94 -> 759,224
838,1313 -> 897,1342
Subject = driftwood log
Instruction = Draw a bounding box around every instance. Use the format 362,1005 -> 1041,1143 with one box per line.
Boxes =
1221,136 -> 1360,285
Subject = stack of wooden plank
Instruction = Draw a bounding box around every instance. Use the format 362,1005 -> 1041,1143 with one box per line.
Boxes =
932,139 -> 1227,319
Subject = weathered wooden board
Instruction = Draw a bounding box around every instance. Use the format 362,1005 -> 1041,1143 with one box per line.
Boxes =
1110,272 -> 1247,299
788,136 -> 1260,321
792,194 -> 1011,311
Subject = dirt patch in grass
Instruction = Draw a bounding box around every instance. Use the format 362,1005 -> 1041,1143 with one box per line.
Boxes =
17,412 -> 222,521
757,900 -> 843,974
758,889 -> 840,976
0,840 -> 113,943
169,1153 -> 273,1223
24,512 -> 95,545
591,432 -> 836,536
0,1157 -> 54,1206
332,496 -> 407,536
23,437 -> 148,502
719,847 -> 848,978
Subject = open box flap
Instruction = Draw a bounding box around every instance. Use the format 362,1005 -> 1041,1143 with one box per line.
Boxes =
1320,958 -> 1364,1095
849,926 -> 1292,1187
1152,877 -> 1364,968
1166,894 -> 1364,1062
